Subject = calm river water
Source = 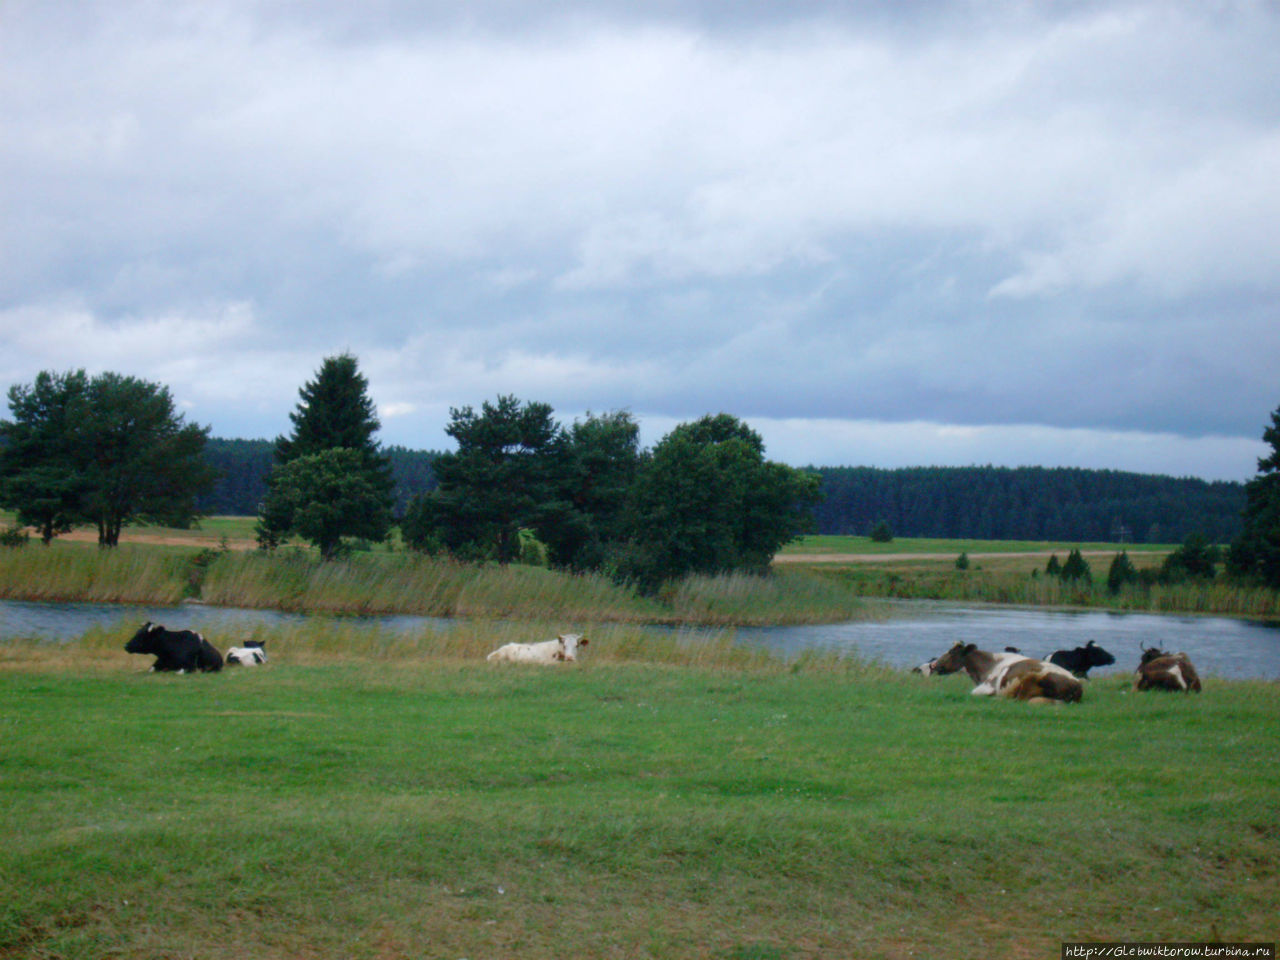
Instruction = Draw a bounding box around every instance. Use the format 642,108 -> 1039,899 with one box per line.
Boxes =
2,598 -> 1277,681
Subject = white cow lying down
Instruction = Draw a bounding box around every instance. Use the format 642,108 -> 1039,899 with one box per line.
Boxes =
486,633 -> 588,664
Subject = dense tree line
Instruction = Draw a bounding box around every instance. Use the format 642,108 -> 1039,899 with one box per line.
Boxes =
1,370 -> 213,545
401,401 -> 816,587
200,446 -> 1246,545
6,357 -> 1270,592
199,439 -> 440,516
811,466 -> 1243,544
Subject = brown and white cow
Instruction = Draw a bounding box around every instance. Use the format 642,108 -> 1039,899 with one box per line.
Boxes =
928,642 -> 1083,704
1134,646 -> 1202,693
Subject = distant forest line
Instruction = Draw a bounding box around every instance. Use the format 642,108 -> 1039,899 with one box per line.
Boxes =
199,439 -> 1244,545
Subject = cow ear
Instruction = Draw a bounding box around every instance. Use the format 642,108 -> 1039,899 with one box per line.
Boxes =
579,638 -> 588,646
963,643 -> 977,654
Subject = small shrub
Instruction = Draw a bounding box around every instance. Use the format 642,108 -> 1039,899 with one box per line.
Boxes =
869,521 -> 893,543
955,552 -> 969,570
1045,554 -> 1061,576
1107,551 -> 1138,594
0,525 -> 29,548
1160,533 -> 1220,583
1060,549 -> 1091,583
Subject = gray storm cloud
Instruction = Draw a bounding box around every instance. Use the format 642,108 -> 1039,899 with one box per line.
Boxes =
1,0 -> 1275,479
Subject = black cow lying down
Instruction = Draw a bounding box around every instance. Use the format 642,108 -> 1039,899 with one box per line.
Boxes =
125,622 -> 223,673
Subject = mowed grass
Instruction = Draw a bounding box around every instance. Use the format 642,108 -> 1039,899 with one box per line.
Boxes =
1,630 -> 1276,959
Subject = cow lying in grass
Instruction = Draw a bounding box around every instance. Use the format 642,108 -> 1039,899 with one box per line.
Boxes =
928,642 -> 1083,704
1134,646 -> 1202,693
1047,640 -> 1116,678
125,622 -> 223,673
486,633 -> 589,664
226,641 -> 267,666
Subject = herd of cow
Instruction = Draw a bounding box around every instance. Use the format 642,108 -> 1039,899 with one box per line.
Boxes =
125,622 -> 1200,704
913,639 -> 1203,703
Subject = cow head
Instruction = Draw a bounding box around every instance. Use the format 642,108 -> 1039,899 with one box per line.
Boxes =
928,642 -> 975,676
1139,644 -> 1168,665
125,622 -> 164,655
1081,641 -> 1116,669
556,633 -> 589,662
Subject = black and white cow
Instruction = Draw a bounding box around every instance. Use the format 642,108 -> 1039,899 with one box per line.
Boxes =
225,640 -> 267,667
125,622 -> 223,673
1047,640 -> 1116,678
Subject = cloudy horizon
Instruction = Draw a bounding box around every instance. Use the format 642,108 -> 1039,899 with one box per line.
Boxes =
2,0 -> 1276,482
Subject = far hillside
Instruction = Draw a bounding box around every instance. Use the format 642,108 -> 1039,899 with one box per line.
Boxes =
199,440 -> 1244,544
813,465 -> 1243,544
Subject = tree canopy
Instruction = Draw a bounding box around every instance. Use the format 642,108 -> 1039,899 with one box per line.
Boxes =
1227,402 -> 1280,587
258,354 -> 393,555
257,449 -> 394,559
0,370 -> 214,545
617,414 -> 819,587
402,396 -> 567,564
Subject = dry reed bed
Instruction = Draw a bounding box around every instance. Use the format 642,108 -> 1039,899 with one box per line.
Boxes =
0,544 -> 868,626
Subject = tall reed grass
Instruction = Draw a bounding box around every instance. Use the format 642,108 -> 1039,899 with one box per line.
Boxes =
0,544 -> 189,604
0,542 -> 877,627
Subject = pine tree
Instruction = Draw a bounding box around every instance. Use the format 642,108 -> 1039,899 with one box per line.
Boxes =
1227,401 -> 1280,587
1060,548 -> 1092,583
404,396 -> 566,564
258,354 -> 393,554
0,370 -> 214,546
1106,551 -> 1138,593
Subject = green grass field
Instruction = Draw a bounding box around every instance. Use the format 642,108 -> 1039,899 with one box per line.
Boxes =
1,628 -> 1277,959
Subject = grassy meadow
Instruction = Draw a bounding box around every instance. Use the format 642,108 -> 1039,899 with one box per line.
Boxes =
781,535 -> 1280,619
1,626 -> 1277,960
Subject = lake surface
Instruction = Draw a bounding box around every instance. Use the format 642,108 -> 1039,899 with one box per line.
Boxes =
2,598 -> 1277,681
737,601 -> 1280,681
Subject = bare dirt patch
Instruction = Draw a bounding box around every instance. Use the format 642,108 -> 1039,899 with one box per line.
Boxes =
51,530 -> 258,550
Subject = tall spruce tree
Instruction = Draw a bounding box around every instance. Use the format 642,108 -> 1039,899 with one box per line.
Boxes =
258,354 -> 393,554
1228,401 -> 1280,587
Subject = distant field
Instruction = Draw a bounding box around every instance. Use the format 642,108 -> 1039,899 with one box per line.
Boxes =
781,534 -> 1173,557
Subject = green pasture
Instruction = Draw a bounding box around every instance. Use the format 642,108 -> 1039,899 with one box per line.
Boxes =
1,627 -> 1276,960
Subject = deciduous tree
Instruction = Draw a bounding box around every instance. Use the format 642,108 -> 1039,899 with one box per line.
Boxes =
617,414 -> 819,588
256,449 -> 393,559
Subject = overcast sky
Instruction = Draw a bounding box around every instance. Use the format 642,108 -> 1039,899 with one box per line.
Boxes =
2,0 -> 1277,481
